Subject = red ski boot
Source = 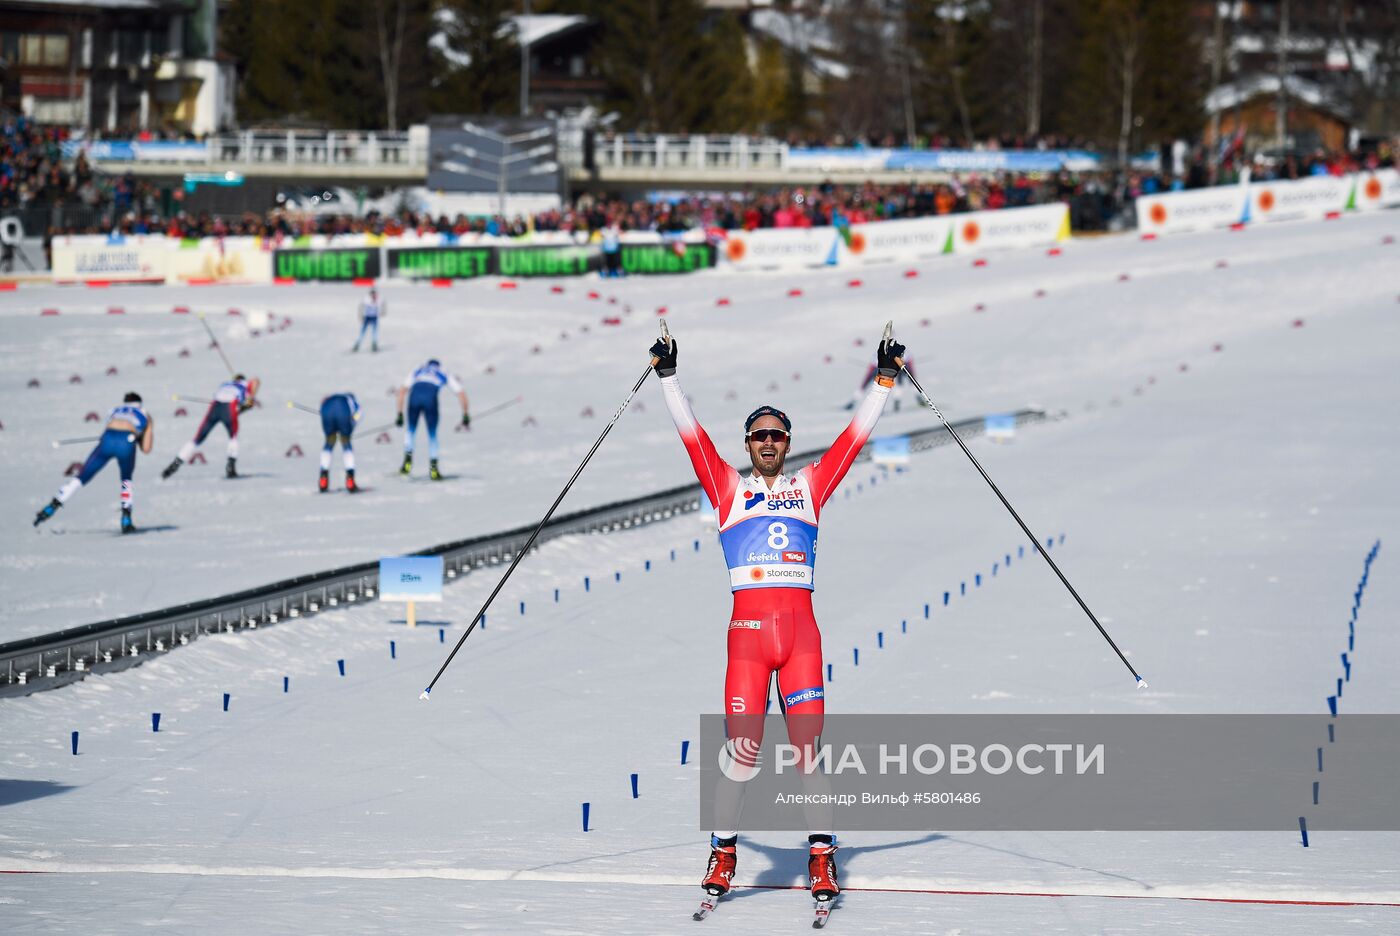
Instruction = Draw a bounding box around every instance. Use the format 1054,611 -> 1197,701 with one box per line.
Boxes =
700,837 -> 737,897
808,841 -> 840,903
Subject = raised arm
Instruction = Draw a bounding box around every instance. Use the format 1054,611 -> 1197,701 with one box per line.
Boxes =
806,335 -> 906,509
660,375 -> 737,515
651,334 -> 737,516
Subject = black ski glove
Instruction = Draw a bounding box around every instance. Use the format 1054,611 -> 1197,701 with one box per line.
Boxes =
462,412 -> 471,429
395,412 -> 405,428
877,337 -> 906,379
650,336 -> 678,377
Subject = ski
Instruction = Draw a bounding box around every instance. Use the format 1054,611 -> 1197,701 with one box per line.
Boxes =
812,897 -> 833,928
692,894 -> 719,921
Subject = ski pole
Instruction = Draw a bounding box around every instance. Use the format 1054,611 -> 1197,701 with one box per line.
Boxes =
198,312 -> 237,377
173,393 -> 215,405
53,432 -> 137,448
286,401 -> 321,415
892,325 -> 1147,689
357,421 -> 398,436
420,322 -> 669,700
472,394 -> 524,420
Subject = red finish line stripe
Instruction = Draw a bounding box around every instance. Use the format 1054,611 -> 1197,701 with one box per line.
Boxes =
744,884 -> 1400,908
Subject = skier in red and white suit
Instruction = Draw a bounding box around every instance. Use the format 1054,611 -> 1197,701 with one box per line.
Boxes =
649,327 -> 906,906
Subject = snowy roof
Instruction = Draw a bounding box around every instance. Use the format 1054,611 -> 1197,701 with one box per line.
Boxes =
430,11 -> 591,71
750,8 -> 850,80
511,14 -> 589,48
1204,74 -> 1349,119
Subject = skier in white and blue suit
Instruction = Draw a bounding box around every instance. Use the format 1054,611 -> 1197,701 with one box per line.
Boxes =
395,359 -> 469,481
34,392 -> 154,534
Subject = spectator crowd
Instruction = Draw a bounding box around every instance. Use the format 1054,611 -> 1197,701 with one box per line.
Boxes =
5,112 -> 1396,265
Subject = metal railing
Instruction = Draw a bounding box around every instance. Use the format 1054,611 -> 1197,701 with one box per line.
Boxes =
0,409 -> 1046,696
72,130 -> 428,169
580,135 -> 790,173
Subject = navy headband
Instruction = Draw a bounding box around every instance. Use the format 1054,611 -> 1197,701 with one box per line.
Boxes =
744,405 -> 791,433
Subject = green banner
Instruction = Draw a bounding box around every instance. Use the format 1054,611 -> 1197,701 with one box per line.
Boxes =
495,246 -> 593,278
388,247 -> 493,280
619,243 -> 716,274
274,248 -> 381,281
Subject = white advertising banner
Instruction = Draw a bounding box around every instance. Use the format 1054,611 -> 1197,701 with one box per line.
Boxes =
719,227 -> 840,270
1352,169 -> 1400,212
50,235 -> 168,284
1137,183 -> 1249,235
1248,174 -> 1351,224
840,215 -> 952,264
947,202 -> 1070,253
166,237 -> 273,284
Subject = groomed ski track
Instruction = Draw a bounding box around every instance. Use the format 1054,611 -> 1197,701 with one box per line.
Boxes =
3,213 -> 1399,934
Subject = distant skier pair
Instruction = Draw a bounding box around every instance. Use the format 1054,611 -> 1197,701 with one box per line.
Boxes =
321,359 -> 470,490
33,376 -> 258,534
310,359 -> 472,488
647,324 -> 908,914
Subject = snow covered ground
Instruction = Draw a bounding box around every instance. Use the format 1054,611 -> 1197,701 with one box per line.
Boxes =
2,213 -> 1399,933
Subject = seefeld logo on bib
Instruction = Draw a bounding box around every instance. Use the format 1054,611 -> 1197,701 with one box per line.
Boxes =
747,550 -> 808,563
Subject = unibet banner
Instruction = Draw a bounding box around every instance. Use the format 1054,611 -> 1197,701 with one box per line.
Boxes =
619,242 -> 716,274
495,245 -> 593,278
273,248 -> 381,281
387,246 -> 493,280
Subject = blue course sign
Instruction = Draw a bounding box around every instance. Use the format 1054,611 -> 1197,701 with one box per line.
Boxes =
379,556 -> 444,603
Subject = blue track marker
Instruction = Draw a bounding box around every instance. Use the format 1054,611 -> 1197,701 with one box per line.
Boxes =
223,693 -> 230,712
681,740 -> 690,765
337,659 -> 345,676
152,713 -> 161,732
582,802 -> 591,832
71,731 -> 79,755
631,773 -> 639,799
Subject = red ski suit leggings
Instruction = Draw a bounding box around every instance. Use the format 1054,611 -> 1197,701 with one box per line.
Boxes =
725,587 -> 824,762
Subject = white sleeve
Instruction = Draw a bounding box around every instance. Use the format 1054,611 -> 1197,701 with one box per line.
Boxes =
401,372 -> 415,389
446,373 -> 464,393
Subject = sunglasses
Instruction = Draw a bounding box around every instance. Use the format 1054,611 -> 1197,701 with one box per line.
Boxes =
746,428 -> 789,443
